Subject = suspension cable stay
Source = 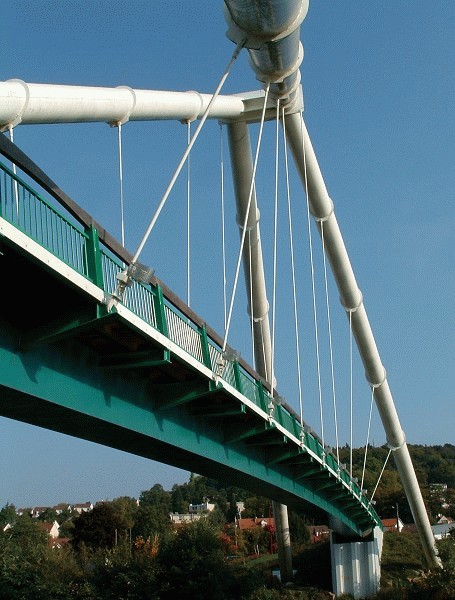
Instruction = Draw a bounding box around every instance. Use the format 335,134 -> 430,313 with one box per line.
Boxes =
281,109 -> 304,429
361,388 -> 375,492
186,121 -> 191,307
131,38 -> 245,266
219,123 -> 227,331
116,122 -> 125,247
106,39 -> 245,309
270,99 -> 281,399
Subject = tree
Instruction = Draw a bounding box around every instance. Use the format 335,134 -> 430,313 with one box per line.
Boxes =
243,496 -> 272,519
0,515 -> 51,599
171,484 -> 187,514
109,496 -> 138,529
37,507 -> 58,522
72,503 -> 130,551
0,503 -> 17,528
139,484 -> 172,512
288,511 -> 310,548
157,519 -> 233,599
132,502 -> 172,543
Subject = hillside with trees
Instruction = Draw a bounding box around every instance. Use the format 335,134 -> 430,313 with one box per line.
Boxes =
0,444 -> 453,599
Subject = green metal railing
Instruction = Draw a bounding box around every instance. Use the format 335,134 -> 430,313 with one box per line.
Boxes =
0,160 -> 381,527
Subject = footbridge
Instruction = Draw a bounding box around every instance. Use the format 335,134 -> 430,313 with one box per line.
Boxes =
0,1 -> 441,597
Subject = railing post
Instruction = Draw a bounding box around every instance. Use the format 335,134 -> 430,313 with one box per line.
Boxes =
85,224 -> 104,288
233,361 -> 242,394
198,324 -> 212,370
256,380 -> 268,413
153,284 -> 168,337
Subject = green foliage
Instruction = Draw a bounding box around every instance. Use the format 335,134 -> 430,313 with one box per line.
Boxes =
0,502 -> 17,528
243,496 -> 273,519
170,483 -> 187,513
37,507 -> 58,522
139,484 -> 172,511
90,542 -> 161,600
1,444 -> 453,598
376,530 -> 455,599
422,533 -> 455,599
109,495 -> 138,529
157,519 -> 234,599
72,503 -> 130,551
58,517 -> 75,539
0,522 -> 49,598
288,511 -> 310,548
0,517 -> 92,600
380,531 -> 426,585
338,443 -> 455,523
132,500 -> 172,543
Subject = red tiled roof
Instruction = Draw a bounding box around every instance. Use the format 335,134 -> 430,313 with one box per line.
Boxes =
237,517 -> 275,530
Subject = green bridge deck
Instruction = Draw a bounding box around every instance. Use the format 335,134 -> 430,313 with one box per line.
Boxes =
0,133 -> 382,537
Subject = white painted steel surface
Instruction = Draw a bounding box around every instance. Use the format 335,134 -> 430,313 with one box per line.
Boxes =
0,80 -> 245,129
331,528 -> 383,599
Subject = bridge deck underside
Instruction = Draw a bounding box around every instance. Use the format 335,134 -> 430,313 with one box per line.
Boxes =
0,230 -> 375,536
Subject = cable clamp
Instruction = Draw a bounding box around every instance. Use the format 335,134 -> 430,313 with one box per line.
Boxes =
342,291 -> 364,313
181,91 -> 204,124
313,198 -> 334,223
0,79 -> 30,132
236,208 -> 260,231
109,86 -> 137,127
367,367 -> 387,389
387,433 -> 406,452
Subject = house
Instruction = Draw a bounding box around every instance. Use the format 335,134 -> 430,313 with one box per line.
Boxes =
188,497 -> 215,514
432,522 -> 455,540
53,503 -> 72,515
169,512 -> 205,526
381,517 -> 404,533
437,515 -> 453,524
36,520 -> 60,539
170,497 -> 215,527
237,517 -> 275,531
72,502 -> 93,514
36,520 -> 71,549
30,506 -> 50,518
309,524 -> 330,543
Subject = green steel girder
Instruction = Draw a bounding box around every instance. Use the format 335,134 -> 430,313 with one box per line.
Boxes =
190,403 -> 246,418
18,306 -> 108,351
0,214 -> 382,534
310,479 -> 339,492
326,489 -> 349,501
98,348 -> 171,369
152,380 -> 220,411
224,421 -> 274,445
264,445 -> 303,466
285,452 -> 314,466
246,432 -> 289,447
0,315 -> 379,535
292,466 -> 324,480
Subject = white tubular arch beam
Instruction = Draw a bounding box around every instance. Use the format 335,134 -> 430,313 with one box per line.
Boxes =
0,80 -> 246,129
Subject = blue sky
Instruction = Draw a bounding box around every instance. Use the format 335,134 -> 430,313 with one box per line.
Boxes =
1,1 -> 454,509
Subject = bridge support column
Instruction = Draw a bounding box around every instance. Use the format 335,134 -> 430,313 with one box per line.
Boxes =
227,120 -> 294,583
273,500 -> 294,583
330,527 -> 383,599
